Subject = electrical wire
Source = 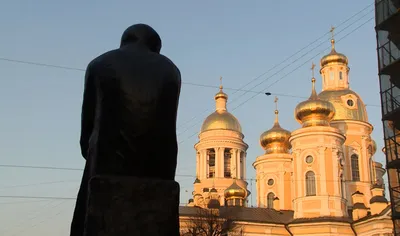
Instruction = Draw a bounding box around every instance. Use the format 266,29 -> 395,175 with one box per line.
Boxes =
176,5 -> 374,133
179,16 -> 375,144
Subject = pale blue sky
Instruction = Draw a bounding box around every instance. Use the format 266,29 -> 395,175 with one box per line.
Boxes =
0,1 -> 382,235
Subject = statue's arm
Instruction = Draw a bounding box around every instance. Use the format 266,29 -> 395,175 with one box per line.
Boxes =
79,63 -> 96,159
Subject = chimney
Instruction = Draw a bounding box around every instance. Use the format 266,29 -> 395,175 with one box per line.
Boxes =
352,191 -> 368,220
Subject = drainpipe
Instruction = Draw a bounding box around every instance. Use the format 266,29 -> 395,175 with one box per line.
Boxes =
284,224 -> 293,236
350,223 -> 357,236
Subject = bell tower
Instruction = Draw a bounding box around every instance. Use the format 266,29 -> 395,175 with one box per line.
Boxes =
253,97 -> 292,210
291,64 -> 347,218
190,77 -> 249,208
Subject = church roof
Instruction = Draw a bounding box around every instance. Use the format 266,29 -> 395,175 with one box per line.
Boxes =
179,205 -> 392,225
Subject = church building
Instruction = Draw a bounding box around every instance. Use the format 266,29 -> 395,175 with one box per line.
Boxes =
179,33 -> 394,235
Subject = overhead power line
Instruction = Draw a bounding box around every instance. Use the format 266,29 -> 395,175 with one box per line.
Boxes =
176,2 -> 374,132
176,8 -> 375,138
178,16 -> 375,144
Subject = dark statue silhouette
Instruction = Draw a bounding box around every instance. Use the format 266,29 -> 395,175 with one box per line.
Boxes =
70,24 -> 181,236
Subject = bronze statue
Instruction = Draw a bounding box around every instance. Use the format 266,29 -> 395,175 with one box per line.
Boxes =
71,24 -> 181,236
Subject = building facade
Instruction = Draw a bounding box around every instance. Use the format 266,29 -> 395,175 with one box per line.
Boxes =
375,0 -> 400,234
180,37 -> 394,235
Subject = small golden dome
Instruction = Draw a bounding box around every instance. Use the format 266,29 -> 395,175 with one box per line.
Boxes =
201,81 -> 242,133
318,89 -> 368,122
295,77 -> 335,127
320,39 -> 348,68
260,109 -> 291,154
224,180 -> 247,199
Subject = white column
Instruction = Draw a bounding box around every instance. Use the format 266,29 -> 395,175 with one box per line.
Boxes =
243,152 -> 247,179
202,149 -> 208,180
219,147 -> 225,178
279,170 -> 284,209
260,173 -> 265,207
333,148 -> 340,196
319,147 -> 327,195
196,152 -> 200,178
256,173 -> 260,206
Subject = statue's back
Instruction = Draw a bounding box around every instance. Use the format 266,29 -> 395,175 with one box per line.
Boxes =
86,46 -> 181,180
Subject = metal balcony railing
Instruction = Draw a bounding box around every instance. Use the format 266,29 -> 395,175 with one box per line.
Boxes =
378,41 -> 400,70
376,0 -> 400,27
381,87 -> 400,116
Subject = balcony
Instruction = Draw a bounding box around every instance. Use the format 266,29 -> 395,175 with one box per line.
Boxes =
376,0 -> 400,33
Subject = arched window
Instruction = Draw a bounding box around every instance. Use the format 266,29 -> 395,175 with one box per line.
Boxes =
224,149 -> 231,177
351,154 -> 360,181
306,171 -> 316,196
207,149 -> 215,178
267,192 -> 275,209
339,71 -> 343,80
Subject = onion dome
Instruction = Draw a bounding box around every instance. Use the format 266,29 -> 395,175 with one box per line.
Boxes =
201,78 -> 242,133
260,99 -> 291,154
320,37 -> 348,68
224,179 -> 247,199
295,76 -> 335,127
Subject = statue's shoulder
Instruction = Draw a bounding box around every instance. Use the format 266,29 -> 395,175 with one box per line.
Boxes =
157,54 -> 181,79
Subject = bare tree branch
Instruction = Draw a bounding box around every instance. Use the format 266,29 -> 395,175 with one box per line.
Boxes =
180,207 -> 244,236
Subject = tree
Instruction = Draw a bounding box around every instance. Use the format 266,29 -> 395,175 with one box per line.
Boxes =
180,207 -> 244,236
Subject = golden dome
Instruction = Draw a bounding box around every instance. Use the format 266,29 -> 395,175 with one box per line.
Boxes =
318,89 -> 368,122
224,180 -> 247,199
295,77 -> 335,127
320,39 -> 348,68
201,111 -> 242,132
201,82 -> 242,133
260,109 -> 291,154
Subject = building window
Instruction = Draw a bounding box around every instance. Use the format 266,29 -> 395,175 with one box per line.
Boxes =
267,179 -> 274,186
240,152 -> 244,179
207,149 -> 215,178
267,192 -> 275,209
305,155 -> 313,164
224,149 -> 231,177
351,154 -> 360,181
339,71 -> 343,80
330,71 -> 334,80
347,99 -> 354,107
306,171 -> 316,196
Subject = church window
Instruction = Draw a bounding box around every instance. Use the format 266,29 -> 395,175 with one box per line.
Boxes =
347,99 -> 354,107
267,192 -> 275,208
351,154 -> 360,181
339,71 -> 343,80
306,171 -> 316,196
207,149 -> 215,178
330,71 -> 334,80
267,179 -> 274,186
305,155 -> 313,164
224,149 -> 231,177
340,174 -> 345,198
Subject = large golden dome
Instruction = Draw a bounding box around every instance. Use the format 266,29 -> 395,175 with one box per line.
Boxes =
201,84 -> 242,133
295,78 -> 335,127
260,110 -> 291,154
201,111 -> 242,132
224,180 -> 247,199
318,89 -> 368,122
320,39 -> 348,68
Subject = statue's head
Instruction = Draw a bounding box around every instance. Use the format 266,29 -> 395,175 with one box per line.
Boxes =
120,24 -> 162,53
